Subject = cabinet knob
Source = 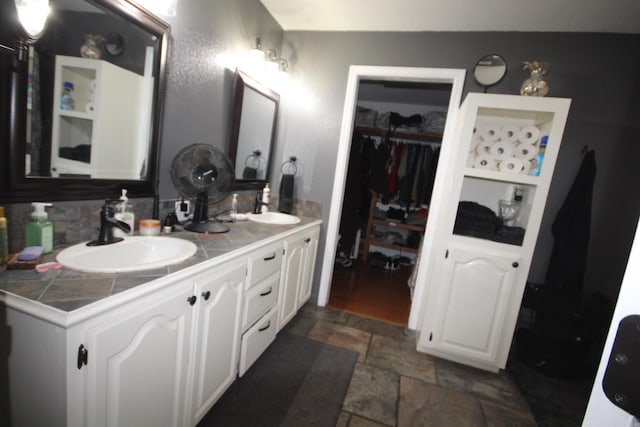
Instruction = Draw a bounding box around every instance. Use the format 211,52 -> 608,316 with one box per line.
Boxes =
187,295 -> 197,306
512,262 -> 519,268
201,291 -> 211,301
305,237 -> 311,243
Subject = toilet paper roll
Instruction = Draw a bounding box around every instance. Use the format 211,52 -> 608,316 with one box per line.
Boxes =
499,157 -> 525,173
473,154 -> 496,170
518,125 -> 541,145
500,125 -> 520,143
469,135 -> 482,152
489,141 -> 515,161
476,140 -> 494,156
85,102 -> 95,113
481,125 -> 500,142
515,143 -> 537,160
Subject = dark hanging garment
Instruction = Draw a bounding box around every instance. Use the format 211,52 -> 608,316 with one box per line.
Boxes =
368,141 -> 392,202
545,149 -> 597,298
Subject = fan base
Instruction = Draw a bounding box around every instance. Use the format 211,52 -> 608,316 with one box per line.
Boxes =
184,221 -> 229,234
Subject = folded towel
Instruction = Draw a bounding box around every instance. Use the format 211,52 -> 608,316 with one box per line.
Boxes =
278,174 -> 295,213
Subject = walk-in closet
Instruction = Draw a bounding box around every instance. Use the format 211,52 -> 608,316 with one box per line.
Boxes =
328,80 -> 452,326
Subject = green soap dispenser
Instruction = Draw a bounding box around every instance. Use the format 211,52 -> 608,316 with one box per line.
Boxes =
26,202 -> 54,253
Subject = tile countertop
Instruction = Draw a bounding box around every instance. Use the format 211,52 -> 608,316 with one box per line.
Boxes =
0,217 -> 321,327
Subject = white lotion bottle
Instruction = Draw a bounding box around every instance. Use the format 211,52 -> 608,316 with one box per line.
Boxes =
230,193 -> 238,221
114,189 -> 135,237
261,183 -> 270,213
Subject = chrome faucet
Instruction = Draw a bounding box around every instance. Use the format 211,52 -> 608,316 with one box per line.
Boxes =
87,201 -> 131,246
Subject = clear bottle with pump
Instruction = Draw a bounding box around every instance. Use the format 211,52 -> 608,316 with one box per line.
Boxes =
0,206 -> 8,264
26,202 -> 54,253
261,183 -> 270,213
230,193 -> 238,222
114,189 -> 135,238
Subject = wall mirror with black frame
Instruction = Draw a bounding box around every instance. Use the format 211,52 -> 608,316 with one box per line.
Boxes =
0,0 -> 169,203
228,70 -> 279,191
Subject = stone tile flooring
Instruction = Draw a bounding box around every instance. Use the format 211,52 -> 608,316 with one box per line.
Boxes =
284,304 -> 538,427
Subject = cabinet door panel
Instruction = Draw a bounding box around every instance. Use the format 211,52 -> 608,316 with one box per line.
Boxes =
279,237 -> 304,329
436,246 -> 518,364
192,264 -> 245,423
298,229 -> 319,308
86,285 -> 194,427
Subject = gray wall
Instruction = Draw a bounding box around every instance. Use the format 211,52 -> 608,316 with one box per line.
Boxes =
276,31 -> 640,301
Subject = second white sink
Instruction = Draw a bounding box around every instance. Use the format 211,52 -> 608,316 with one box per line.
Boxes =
57,236 -> 198,273
247,212 -> 301,225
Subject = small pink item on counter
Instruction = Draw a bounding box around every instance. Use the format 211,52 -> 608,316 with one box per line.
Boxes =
35,261 -> 63,273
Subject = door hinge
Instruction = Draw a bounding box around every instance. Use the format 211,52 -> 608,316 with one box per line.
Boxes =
77,344 -> 88,369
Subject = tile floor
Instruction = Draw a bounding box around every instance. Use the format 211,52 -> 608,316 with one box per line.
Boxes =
283,303 -> 538,427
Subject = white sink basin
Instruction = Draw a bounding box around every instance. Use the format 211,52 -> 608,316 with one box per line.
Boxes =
247,212 -> 301,225
57,236 -> 198,273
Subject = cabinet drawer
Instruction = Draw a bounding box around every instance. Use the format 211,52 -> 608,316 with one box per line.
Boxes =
242,273 -> 279,331
247,244 -> 283,288
239,307 -> 278,376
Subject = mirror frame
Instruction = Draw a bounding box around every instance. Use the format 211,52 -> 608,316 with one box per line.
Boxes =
0,0 -> 169,203
228,70 -> 279,191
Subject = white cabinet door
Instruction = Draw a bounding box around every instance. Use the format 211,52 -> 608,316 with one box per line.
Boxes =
84,284 -> 195,427
423,244 -> 521,371
298,228 -> 320,308
278,236 -> 305,329
191,263 -> 245,424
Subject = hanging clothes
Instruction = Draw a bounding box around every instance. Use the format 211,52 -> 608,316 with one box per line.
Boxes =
545,149 -> 597,299
368,139 -> 392,202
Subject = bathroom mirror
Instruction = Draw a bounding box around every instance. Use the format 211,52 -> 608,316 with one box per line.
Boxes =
473,54 -> 507,91
0,0 -> 169,202
228,70 -> 279,190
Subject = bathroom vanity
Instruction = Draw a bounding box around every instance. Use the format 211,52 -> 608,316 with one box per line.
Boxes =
0,218 -> 320,427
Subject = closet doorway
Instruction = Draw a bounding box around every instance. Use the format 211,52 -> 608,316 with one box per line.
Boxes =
317,66 -> 466,329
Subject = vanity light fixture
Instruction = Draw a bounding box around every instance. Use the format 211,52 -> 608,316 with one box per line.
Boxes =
1,0 -> 50,60
266,48 -> 289,74
247,38 -> 289,75
249,37 -> 266,63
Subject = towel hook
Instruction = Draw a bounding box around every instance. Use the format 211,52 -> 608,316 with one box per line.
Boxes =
281,156 -> 298,175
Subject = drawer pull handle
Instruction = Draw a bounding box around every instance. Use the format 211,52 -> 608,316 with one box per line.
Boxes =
263,253 -> 276,261
259,321 -> 271,332
201,291 -> 211,301
259,287 -> 273,297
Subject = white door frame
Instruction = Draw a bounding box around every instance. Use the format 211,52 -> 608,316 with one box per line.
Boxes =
316,65 -> 466,329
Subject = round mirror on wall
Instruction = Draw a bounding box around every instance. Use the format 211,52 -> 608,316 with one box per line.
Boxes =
473,54 -> 507,92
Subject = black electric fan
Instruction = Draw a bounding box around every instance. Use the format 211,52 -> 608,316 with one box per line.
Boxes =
170,143 -> 235,233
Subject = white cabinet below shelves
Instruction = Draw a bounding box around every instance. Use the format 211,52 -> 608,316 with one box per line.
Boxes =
420,243 -> 521,371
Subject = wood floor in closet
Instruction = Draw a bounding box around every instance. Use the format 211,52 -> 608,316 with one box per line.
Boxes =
328,260 -> 412,326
